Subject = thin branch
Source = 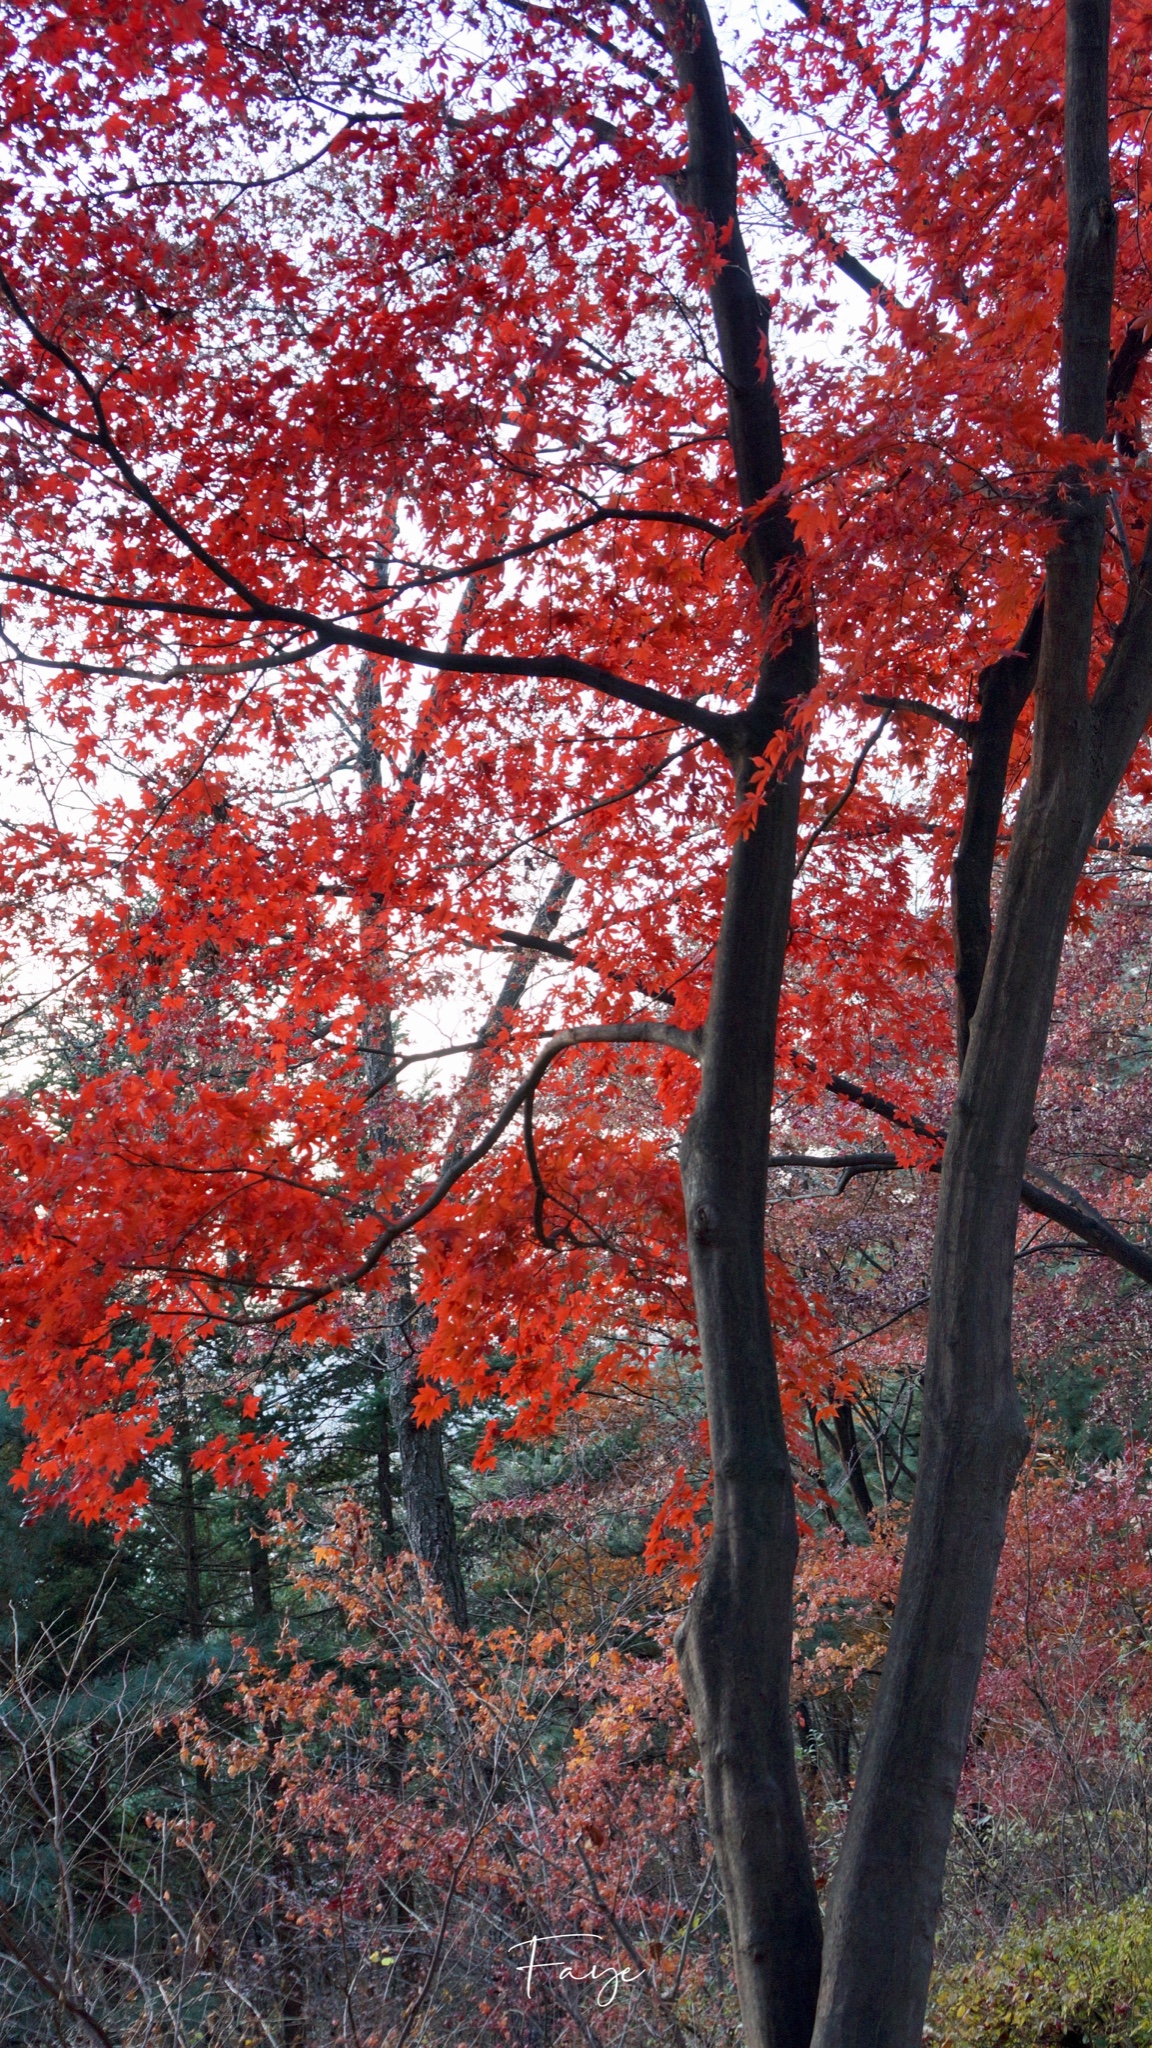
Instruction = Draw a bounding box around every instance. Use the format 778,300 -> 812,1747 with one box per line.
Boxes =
496,0 -> 670,91
731,114 -> 893,304
495,929 -> 577,963
889,0 -> 933,103
795,711 -> 890,872
787,0 -> 923,142
0,618 -> 331,687
147,1022 -> 701,1323
383,504 -> 735,596
1019,1164 -> 1152,1287
802,1058 -> 1152,1289
487,922 -> 677,1007
523,1083 -> 567,1247
390,1773 -> 502,2048
359,1039 -> 495,1098
861,692 -> 975,740
0,565 -> 731,743
0,1908 -> 116,2048
828,1292 -> 931,1356
770,1148 -> 899,1192
0,265 -> 734,743
0,568 -> 251,622
1108,489 -> 1134,585
470,735 -> 704,879
807,1061 -> 943,1145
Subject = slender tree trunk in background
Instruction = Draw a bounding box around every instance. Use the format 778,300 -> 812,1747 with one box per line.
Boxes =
173,1378 -> 204,1643
813,6 -> 1152,2038
652,3 -> 823,2041
370,1348 -> 396,1549
173,1377 -> 219,1968
263,1714 -> 306,2048
356,612 -> 573,1623
371,870 -> 571,1632
248,1493 -> 275,1623
355,646 -> 467,1614
832,1400 -> 875,1525
383,1279 -> 470,1629
85,1721 -> 115,1923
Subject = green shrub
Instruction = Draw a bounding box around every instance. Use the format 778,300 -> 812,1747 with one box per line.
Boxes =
928,1898 -> 1152,2047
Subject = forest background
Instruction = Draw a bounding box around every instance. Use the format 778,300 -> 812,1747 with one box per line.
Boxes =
0,0 -> 1151,2042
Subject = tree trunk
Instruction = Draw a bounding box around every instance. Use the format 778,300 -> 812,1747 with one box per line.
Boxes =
263,1714 -> 306,2048
174,1379 -> 204,1642
951,310 -> 1152,1069
676,734 -> 822,2048
832,1401 -> 875,1525
249,1493 -> 275,1623
811,7 -> 1152,2039
951,604 -> 1042,1066
355,488 -> 574,1608
371,1350 -> 396,1548
385,1278 -> 470,1629
650,2 -> 824,2038
356,647 -> 469,1617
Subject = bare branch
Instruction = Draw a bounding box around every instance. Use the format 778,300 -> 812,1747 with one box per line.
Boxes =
795,711 -> 889,872
1018,1163 -> 1152,1287
861,692 -> 974,740
384,504 -> 736,596
802,1059 -> 1152,1289
151,1021 -> 701,1324
770,1148 -> 899,1193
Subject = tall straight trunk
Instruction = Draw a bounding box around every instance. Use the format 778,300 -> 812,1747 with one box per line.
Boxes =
356,648 -> 468,1616
356,610 -> 572,1621
651,1 -> 824,2040
813,6 -> 1152,2039
373,870 -> 571,1631
832,1399 -> 875,1525
384,1277 -> 470,1628
249,1492 -> 275,1623
174,1378 -> 204,1643
677,726 -> 822,2048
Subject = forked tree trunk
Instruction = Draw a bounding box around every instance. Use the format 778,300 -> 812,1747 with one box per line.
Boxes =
813,5 -> 1152,2039
655,4 -> 1152,2045
355,466 -> 571,1625
356,648 -> 469,1621
951,603 -> 1041,1066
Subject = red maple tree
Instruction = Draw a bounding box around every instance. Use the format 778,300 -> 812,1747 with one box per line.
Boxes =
1,0 -> 1151,2042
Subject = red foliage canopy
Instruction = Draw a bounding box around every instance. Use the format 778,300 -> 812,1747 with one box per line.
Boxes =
0,0 -> 1148,1523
